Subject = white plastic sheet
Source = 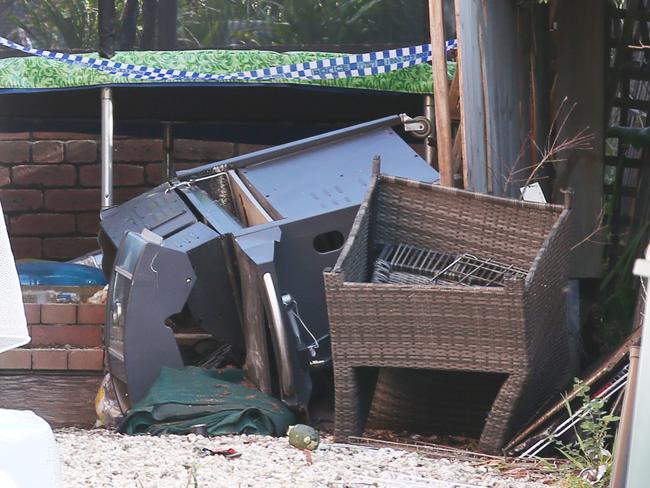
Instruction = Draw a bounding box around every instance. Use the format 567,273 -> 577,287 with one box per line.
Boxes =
0,198 -> 29,353
0,200 -> 61,488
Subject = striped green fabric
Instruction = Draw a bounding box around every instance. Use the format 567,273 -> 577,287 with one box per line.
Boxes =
0,49 -> 455,94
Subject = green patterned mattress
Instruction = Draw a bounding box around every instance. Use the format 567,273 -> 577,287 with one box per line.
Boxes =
0,49 -> 455,94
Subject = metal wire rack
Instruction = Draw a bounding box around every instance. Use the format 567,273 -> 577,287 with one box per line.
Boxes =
371,243 -> 528,287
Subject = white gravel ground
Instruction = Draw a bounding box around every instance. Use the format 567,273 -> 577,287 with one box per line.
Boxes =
55,429 -> 559,488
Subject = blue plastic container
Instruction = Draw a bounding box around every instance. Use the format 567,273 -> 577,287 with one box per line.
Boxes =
17,262 -> 107,287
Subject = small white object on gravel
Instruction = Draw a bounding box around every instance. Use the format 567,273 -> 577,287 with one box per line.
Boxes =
55,429 -> 559,488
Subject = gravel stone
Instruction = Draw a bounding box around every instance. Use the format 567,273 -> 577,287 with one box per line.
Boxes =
55,429 -> 560,488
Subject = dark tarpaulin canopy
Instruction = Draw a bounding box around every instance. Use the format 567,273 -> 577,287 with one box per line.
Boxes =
0,83 -> 427,144
0,0 -> 448,143
0,49 -> 443,207
0,48 -> 445,143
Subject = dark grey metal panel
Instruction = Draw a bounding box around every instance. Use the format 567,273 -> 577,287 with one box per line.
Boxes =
271,206 -> 359,353
100,183 -> 196,253
164,222 -> 244,349
107,233 -> 192,404
232,206 -> 358,410
240,128 -> 437,219
235,228 -> 311,410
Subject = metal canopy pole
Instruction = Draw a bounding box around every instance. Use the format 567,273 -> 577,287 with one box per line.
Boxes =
163,122 -> 175,180
101,87 -> 114,208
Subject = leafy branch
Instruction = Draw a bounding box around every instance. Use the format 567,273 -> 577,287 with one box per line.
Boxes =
550,379 -> 619,488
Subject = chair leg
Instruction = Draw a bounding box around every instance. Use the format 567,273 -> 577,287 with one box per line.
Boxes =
479,374 -> 525,454
334,365 -> 378,442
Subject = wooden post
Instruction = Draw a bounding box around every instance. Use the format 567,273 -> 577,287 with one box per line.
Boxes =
552,0 -> 604,278
429,0 -> 454,186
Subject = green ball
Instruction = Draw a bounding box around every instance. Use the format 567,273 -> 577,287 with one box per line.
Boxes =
287,424 -> 320,450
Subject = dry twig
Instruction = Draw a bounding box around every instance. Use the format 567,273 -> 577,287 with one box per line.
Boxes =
519,100 -> 594,196
629,41 -> 650,50
502,98 -> 594,198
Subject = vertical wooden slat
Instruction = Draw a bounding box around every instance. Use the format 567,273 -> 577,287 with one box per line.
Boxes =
452,124 -> 464,176
448,69 -> 461,120
478,6 -> 493,194
450,54 -> 464,186
429,0 -> 454,187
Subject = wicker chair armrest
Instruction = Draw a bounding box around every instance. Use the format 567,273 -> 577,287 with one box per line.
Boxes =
524,208 -> 571,291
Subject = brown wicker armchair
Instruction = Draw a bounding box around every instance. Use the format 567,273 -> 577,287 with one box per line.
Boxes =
323,174 -> 573,453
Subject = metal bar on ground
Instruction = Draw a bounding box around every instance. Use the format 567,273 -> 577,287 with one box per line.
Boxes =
506,327 -> 642,452
428,0 -> 454,186
518,366 -> 629,458
101,87 -> 114,208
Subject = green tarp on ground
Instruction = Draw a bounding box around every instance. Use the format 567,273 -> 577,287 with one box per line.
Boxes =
121,366 -> 296,436
0,49 -> 455,94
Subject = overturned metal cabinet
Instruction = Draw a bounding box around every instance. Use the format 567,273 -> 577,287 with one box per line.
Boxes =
99,115 -> 438,409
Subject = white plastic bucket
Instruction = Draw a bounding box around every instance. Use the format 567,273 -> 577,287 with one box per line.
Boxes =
0,409 -> 62,488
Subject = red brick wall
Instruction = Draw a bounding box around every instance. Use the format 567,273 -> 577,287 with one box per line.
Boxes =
0,303 -> 105,372
0,301 -> 107,428
0,131 -> 266,260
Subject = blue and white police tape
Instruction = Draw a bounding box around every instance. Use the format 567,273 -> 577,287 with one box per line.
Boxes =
0,35 -> 457,83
